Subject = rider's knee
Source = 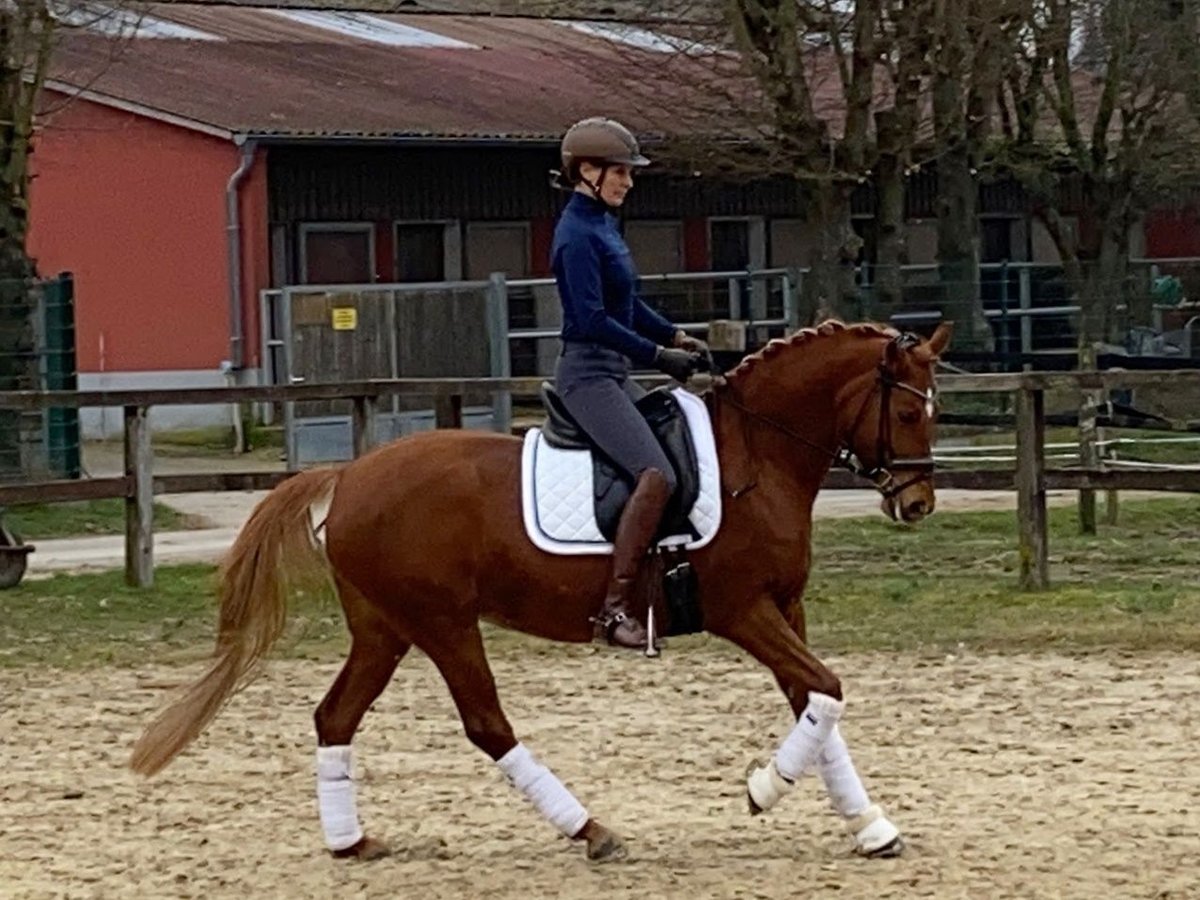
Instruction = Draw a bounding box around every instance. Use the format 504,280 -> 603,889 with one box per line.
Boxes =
640,466 -> 676,497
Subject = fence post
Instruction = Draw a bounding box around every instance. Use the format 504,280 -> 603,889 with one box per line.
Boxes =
1016,385 -> 1049,590
1018,266 -> 1033,368
351,395 -> 377,458
1077,343 -> 1100,535
124,404 -> 153,588
1100,423 -> 1120,524
785,267 -> 804,330
999,259 -> 1011,364
485,272 -> 513,435
434,393 -> 463,429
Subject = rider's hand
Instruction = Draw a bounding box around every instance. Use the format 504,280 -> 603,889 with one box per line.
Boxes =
654,346 -> 701,382
673,331 -> 715,371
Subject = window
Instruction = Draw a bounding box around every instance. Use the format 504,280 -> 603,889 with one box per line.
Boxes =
464,223 -> 530,279
299,224 -> 374,285
395,223 -> 450,283
623,221 -> 683,274
710,219 -> 750,271
981,217 -> 1014,263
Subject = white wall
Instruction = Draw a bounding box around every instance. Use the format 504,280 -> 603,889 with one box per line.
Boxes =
79,368 -> 262,439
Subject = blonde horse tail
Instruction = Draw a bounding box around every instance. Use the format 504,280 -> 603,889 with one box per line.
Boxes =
129,466 -> 342,776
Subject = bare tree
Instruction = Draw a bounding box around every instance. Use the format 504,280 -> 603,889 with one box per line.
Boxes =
1,1 -> 56,284
722,0 -> 890,318
1,1 -> 57,478
872,0 -> 935,311
996,0 -> 1200,354
927,0 -> 1028,351
0,1 -> 139,477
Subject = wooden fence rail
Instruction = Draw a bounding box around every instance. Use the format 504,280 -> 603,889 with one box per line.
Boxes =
2,370 -> 1199,589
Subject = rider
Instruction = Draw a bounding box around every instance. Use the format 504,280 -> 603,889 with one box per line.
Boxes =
549,116 -> 711,650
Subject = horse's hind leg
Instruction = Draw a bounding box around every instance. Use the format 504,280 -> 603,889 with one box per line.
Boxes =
313,583 -> 410,861
421,620 -> 626,862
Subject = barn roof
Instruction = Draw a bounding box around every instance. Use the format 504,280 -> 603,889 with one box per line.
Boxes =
42,3 -> 752,144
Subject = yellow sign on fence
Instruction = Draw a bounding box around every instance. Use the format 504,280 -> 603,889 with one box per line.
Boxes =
331,307 -> 358,331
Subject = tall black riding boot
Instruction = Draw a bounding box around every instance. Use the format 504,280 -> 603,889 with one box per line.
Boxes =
593,468 -> 672,650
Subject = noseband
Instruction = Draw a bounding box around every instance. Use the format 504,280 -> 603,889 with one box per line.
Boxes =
719,333 -> 937,501
837,363 -> 937,500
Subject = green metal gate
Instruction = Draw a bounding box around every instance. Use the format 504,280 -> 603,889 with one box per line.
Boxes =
0,271 -> 80,483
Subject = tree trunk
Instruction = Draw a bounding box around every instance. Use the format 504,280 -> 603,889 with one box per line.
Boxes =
806,179 -> 861,321
932,2 -> 992,353
0,62 -> 39,481
934,143 -> 992,351
874,149 -> 906,313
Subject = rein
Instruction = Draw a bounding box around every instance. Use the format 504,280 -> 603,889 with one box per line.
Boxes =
712,339 -> 937,501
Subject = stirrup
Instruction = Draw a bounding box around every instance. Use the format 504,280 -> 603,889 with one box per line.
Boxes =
589,610 -> 660,657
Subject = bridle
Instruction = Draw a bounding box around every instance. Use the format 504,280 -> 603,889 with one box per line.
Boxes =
716,333 -> 938,501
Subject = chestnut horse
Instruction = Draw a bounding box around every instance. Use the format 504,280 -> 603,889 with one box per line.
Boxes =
130,319 -> 951,863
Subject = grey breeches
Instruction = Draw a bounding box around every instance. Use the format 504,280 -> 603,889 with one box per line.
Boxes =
554,344 -> 677,496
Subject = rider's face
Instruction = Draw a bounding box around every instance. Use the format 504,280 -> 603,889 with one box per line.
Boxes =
578,162 -> 634,207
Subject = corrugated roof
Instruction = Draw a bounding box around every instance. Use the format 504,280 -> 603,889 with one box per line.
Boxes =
43,4 -> 743,142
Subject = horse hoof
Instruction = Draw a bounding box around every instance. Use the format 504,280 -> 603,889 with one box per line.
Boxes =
744,759 -> 764,816
849,809 -> 904,859
331,835 -> 391,861
578,820 -> 627,863
860,835 -> 904,859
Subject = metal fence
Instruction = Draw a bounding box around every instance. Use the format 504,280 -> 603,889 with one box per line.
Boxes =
0,272 -> 80,483
854,257 -> 1200,369
260,269 -> 799,465
260,259 -> 1200,466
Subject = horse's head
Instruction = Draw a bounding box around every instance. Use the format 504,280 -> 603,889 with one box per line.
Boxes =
836,323 -> 952,524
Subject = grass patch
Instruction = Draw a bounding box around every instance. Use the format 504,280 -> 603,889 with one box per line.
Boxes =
150,422 -> 285,454
3,500 -> 195,540
0,565 -> 346,668
804,496 -> 1200,654
0,498 -> 1196,668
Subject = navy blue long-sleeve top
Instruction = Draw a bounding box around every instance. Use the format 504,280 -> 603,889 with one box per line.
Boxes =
551,192 -> 677,366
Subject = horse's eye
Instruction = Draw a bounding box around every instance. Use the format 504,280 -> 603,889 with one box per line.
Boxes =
898,409 -> 921,425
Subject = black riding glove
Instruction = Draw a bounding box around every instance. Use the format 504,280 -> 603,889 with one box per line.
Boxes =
675,334 -> 715,372
654,347 -> 700,382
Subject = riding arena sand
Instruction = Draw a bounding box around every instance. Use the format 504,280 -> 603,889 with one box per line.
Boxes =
2,643 -> 1197,899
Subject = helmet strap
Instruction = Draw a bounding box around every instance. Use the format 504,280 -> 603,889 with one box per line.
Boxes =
581,165 -> 614,208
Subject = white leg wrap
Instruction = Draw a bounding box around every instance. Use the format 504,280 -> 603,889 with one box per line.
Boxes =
775,692 -> 845,781
747,758 -> 794,811
846,804 -> 902,855
819,727 -> 902,855
316,745 -> 364,852
496,742 -> 589,838
746,692 -> 844,812
817,725 -> 871,818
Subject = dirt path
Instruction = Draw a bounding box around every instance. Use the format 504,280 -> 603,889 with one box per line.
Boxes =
2,647 -> 1197,899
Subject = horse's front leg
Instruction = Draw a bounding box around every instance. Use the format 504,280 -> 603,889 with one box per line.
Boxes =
776,595 -> 903,857
714,596 -> 902,858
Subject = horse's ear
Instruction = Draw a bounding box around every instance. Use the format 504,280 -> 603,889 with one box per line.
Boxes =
917,322 -> 953,362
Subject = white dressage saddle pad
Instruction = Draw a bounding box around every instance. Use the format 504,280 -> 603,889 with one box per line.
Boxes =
520,387 -> 722,556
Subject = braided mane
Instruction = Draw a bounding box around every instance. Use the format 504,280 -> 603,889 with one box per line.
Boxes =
723,319 -> 898,386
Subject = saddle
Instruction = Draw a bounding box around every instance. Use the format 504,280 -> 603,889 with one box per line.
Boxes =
538,382 -> 702,544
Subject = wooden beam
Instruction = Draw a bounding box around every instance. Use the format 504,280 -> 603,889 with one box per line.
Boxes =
151,472 -> 295,494
124,406 -> 154,588
0,476 -> 128,505
0,369 -> 1197,411
0,465 -> 1194,509
1042,469 -> 1200,491
1015,388 -> 1049,591
351,396 -> 377,457
434,393 -> 463,429
1078,388 -> 1101,535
